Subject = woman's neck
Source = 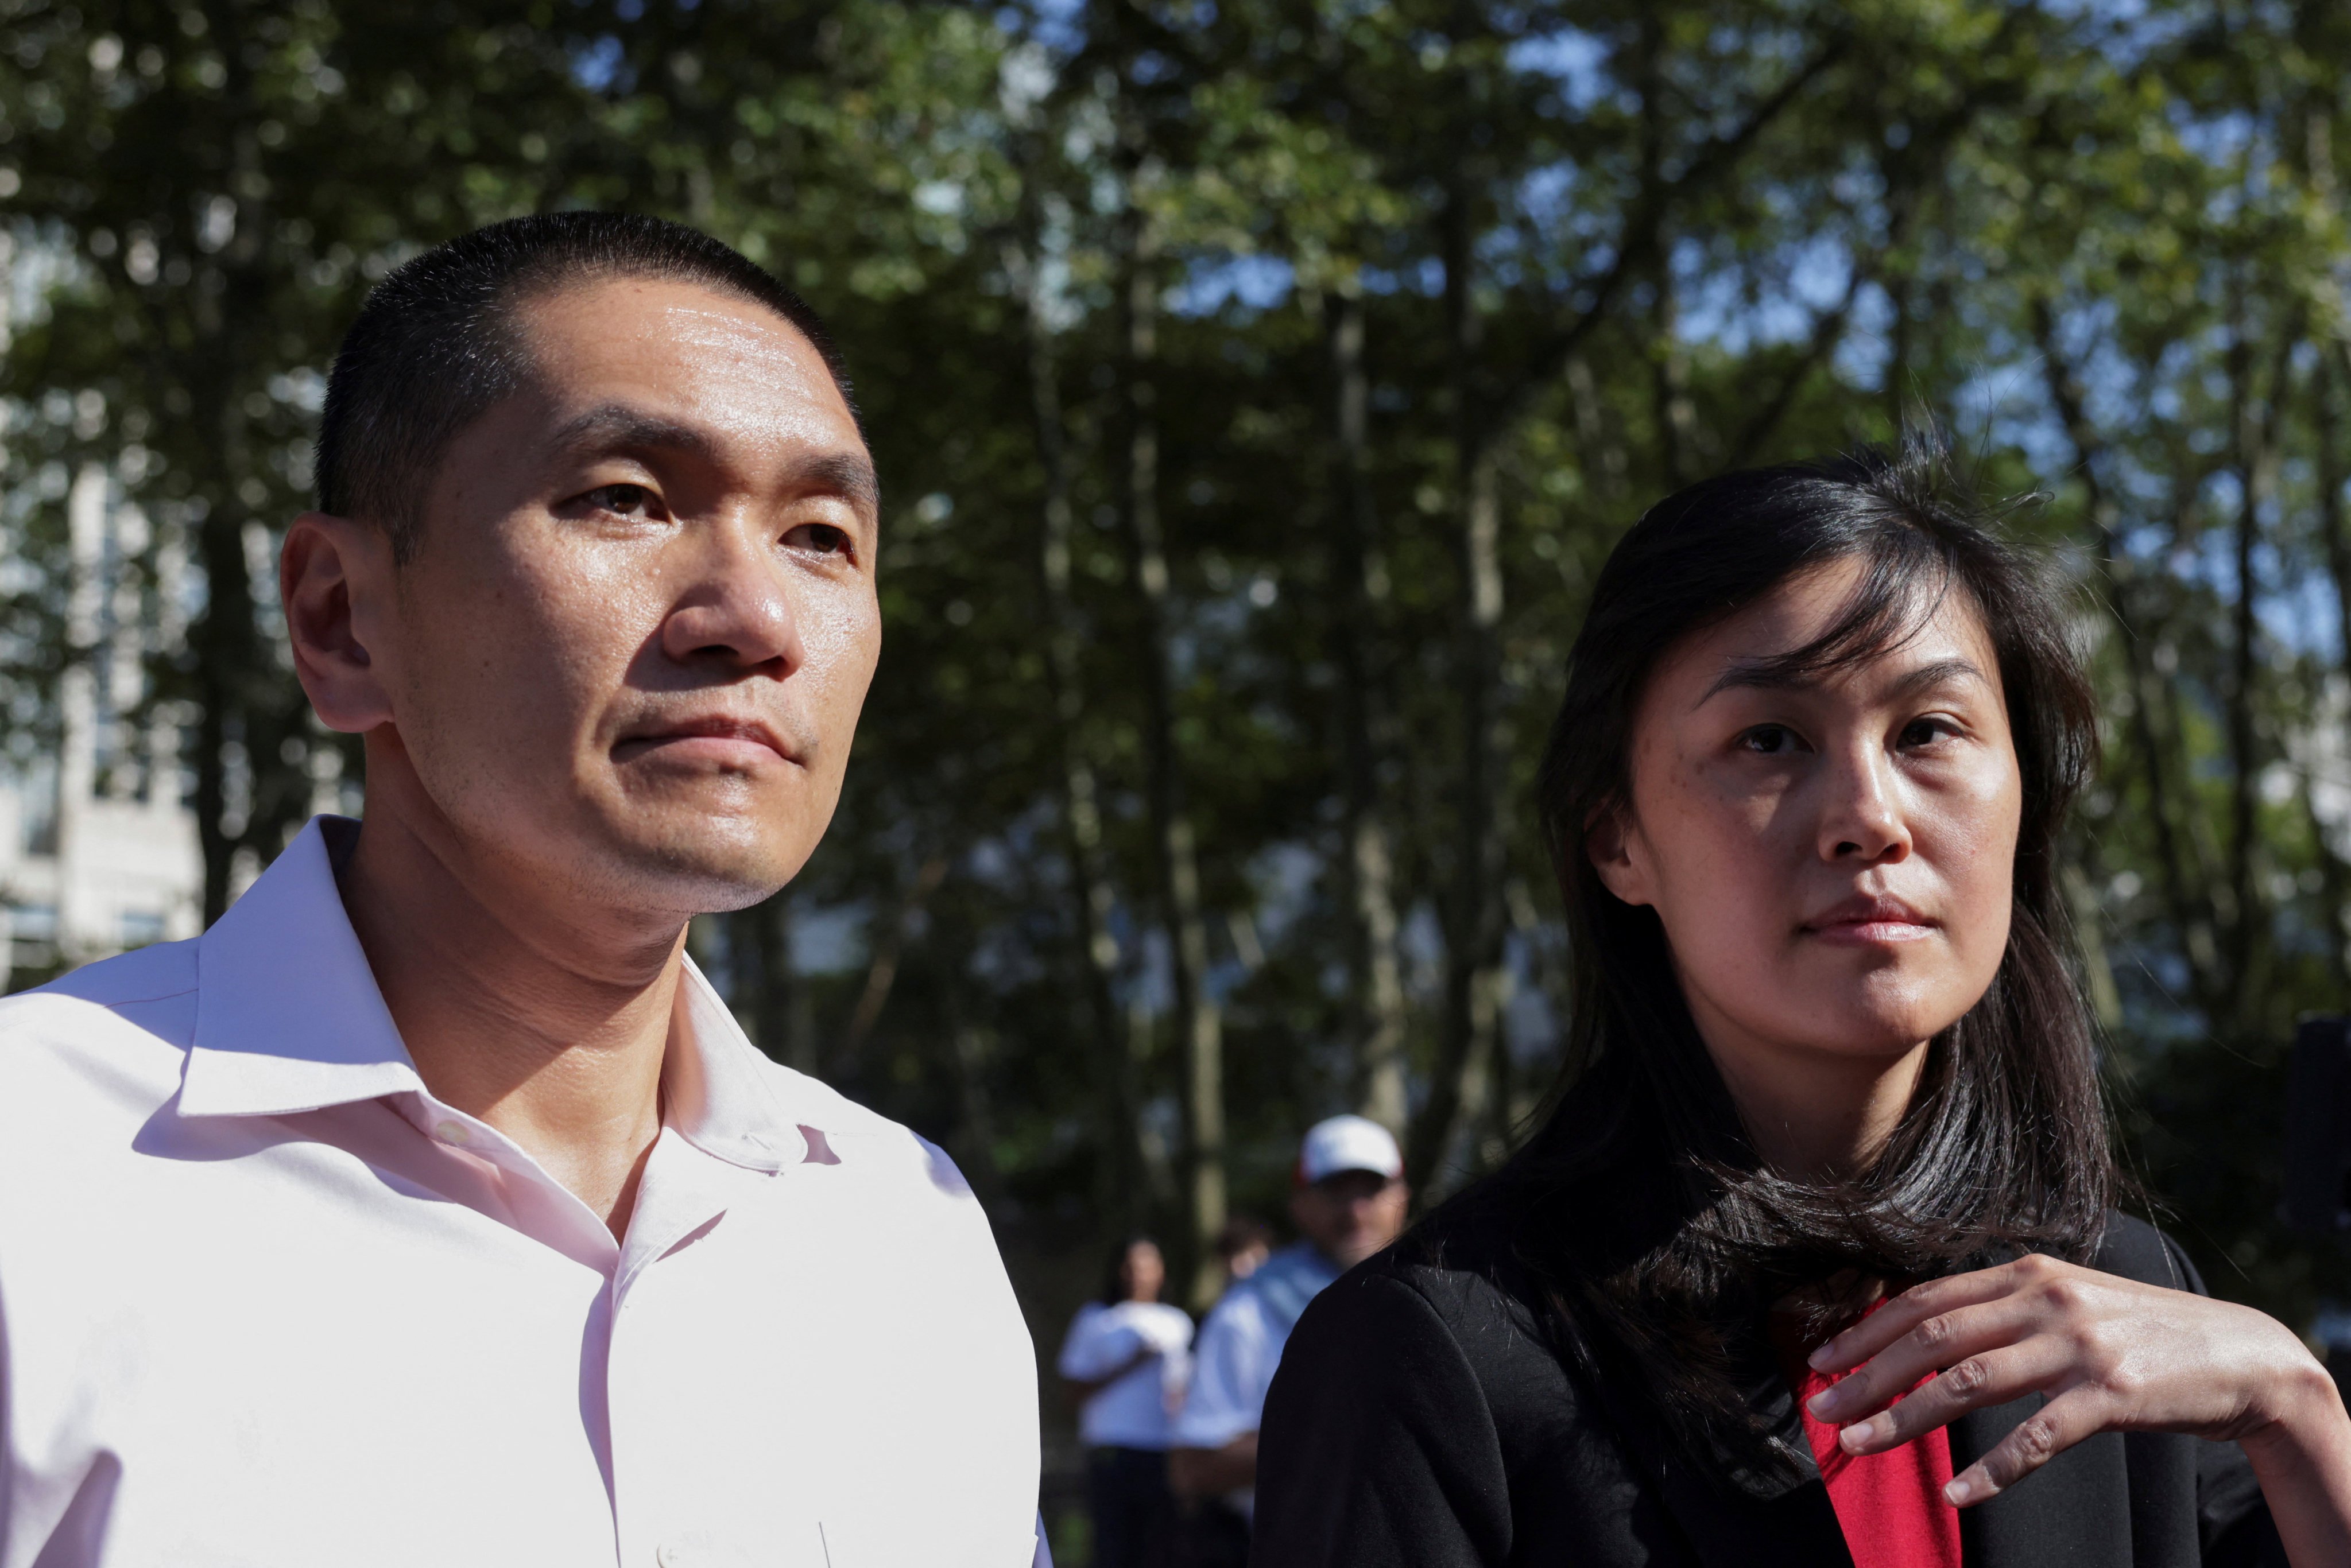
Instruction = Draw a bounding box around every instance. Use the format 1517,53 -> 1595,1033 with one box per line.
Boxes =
1689,991 -> 1933,1177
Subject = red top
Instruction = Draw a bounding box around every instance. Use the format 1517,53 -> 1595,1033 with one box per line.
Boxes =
1779,1305 -> 1964,1568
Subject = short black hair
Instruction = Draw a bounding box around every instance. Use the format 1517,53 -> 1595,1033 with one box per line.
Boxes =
314,212 -> 853,561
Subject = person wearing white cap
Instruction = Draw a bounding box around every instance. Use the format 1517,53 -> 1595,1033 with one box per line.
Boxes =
1165,1114 -> 1408,1561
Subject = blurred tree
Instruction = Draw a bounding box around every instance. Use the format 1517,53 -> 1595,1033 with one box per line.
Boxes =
17,7 -> 2351,1524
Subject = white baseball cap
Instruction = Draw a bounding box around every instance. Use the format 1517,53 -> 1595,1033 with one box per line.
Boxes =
1297,1114 -> 1404,1186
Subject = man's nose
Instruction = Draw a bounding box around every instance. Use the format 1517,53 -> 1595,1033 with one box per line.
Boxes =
659,518 -> 805,674
1816,742 -> 1912,865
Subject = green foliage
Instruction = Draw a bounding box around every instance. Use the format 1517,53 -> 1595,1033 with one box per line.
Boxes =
11,0 -> 2351,1429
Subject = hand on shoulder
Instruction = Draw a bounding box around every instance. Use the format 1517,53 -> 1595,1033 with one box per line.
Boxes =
1806,1251 -> 2351,1560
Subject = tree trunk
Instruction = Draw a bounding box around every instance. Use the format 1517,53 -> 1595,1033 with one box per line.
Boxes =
2317,347 -> 2351,984
2221,282 -> 2292,1023
2035,302 -> 2220,1012
731,893 -> 815,1074
1408,184 -> 1509,1197
1015,221 -> 1143,1231
190,0 -> 311,919
836,855 -> 948,1068
1120,195 -> 1224,1304
1325,278 -> 1409,1134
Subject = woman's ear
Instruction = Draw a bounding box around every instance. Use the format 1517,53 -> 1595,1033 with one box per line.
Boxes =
281,513 -> 397,735
1586,804 -> 1656,908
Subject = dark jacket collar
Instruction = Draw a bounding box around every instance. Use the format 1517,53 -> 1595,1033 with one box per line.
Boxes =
1585,1309 -> 2136,1568
1577,1316 -> 1856,1568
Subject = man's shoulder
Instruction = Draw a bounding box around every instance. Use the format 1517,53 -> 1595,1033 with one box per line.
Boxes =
0,940 -> 201,1112
25,936 -> 203,1008
1198,1274 -> 1283,1348
751,1057 -> 990,1204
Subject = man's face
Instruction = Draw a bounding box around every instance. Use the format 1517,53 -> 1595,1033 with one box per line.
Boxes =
366,275 -> 880,914
1289,1170 -> 1409,1271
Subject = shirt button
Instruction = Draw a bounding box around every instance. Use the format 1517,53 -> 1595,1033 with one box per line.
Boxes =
432,1119 -> 470,1146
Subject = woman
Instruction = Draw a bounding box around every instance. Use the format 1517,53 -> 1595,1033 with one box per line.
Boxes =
1253,448 -> 2351,1567
1059,1236 -> 1194,1568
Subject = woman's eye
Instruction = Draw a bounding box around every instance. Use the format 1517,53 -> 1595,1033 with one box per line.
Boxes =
1740,724 -> 1800,755
583,483 -> 656,518
1899,717 -> 1952,749
787,522 -> 851,557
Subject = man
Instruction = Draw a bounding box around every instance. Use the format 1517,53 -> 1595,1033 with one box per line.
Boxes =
0,215 -> 1041,1567
1167,1115 -> 1408,1555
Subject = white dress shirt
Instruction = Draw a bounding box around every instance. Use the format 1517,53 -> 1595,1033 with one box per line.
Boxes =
1055,1301 -> 1191,1450
1169,1242 -> 1340,1517
0,817 -> 1042,1568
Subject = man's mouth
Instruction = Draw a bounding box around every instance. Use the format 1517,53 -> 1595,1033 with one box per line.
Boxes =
611,716 -> 798,767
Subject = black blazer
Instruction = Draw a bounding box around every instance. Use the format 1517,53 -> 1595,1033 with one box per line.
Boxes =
1253,1207 -> 2285,1567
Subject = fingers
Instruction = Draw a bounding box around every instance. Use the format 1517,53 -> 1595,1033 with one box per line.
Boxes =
1943,1387 -> 2109,1507
1810,1256 -> 2062,1376
1830,1338 -> 2074,1456
1807,1294 -> 2046,1426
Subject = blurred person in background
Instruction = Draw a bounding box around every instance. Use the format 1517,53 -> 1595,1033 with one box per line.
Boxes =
1059,1237 -> 1194,1568
1166,1115 -> 1408,1565
1213,1215 -> 1274,1286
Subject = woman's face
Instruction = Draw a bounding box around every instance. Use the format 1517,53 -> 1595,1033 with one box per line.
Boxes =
1590,556 -> 2022,1138
1121,1241 -> 1165,1303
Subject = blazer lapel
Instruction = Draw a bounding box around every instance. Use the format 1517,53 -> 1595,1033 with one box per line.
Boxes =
1951,1394 -> 2134,1568
1583,1345 -> 1856,1568
1640,1446 -> 1856,1568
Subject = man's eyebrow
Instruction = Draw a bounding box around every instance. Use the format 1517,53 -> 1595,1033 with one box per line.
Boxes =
549,405 -> 720,461
1698,654 -> 1988,707
787,451 -> 881,517
548,405 -> 878,515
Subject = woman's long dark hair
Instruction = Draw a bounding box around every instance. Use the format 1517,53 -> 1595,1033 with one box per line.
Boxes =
1480,441 -> 2107,1476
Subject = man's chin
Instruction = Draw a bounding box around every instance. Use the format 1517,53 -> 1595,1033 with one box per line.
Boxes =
571,820 -> 815,916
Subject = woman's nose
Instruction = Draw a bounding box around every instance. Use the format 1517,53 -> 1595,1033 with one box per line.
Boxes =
1817,746 -> 1912,864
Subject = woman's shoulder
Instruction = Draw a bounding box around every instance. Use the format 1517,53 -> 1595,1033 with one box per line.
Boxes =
1303,1186 -> 1577,1384
2087,1210 -> 2210,1295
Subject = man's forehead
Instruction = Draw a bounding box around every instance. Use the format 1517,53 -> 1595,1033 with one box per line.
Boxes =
514,275 -> 858,432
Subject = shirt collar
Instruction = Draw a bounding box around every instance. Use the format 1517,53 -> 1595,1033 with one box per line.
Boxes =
179,816 -> 423,1119
663,953 -> 805,1173
179,815 -> 811,1174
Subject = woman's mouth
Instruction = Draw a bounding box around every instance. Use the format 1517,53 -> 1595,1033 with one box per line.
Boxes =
1801,894 -> 1937,946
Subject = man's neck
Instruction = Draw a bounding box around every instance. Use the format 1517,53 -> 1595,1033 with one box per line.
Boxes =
334,784 -> 685,1240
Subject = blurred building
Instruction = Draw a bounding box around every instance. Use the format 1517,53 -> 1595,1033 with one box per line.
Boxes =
0,465 -> 203,990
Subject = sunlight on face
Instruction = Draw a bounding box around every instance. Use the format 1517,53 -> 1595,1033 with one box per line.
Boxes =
1593,556 -> 2022,1112
379,275 -> 881,915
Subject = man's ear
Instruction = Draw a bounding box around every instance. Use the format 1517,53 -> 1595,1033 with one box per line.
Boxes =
1585,802 -> 1656,908
281,513 -> 397,735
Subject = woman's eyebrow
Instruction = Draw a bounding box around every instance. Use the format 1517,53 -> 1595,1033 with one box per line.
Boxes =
1883,656 -> 1989,700
1697,654 -> 1986,707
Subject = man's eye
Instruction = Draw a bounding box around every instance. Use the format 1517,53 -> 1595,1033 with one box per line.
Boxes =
583,483 -> 656,517
1740,724 -> 1800,755
787,522 -> 850,556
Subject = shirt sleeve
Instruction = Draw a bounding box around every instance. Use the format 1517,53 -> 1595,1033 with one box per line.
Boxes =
1057,1306 -> 1144,1381
1170,1294 -> 1272,1449
1251,1271 -> 1510,1568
